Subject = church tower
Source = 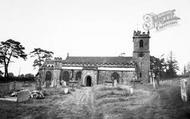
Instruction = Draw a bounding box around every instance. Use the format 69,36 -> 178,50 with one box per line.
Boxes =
133,30 -> 150,82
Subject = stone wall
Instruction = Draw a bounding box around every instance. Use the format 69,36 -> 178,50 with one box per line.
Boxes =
122,71 -> 135,85
98,71 -> 135,85
98,71 -> 111,84
40,68 -> 136,87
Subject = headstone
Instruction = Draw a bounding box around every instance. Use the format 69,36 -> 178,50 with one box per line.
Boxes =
129,86 -> 134,95
62,81 -> 66,86
180,78 -> 188,102
35,77 -> 42,90
42,82 -> 46,88
17,90 -> 31,102
46,80 -> 51,87
50,80 -> 54,87
113,79 -> 117,87
63,88 -> 69,94
149,72 -> 153,84
152,77 -> 156,89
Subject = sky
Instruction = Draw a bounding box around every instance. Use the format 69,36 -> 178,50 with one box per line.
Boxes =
0,0 -> 190,75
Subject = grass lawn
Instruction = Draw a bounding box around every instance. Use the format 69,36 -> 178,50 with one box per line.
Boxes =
93,85 -> 157,119
0,87 -> 68,119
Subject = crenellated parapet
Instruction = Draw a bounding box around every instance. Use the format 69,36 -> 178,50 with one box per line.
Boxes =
53,57 -> 63,69
133,30 -> 150,38
54,57 -> 62,61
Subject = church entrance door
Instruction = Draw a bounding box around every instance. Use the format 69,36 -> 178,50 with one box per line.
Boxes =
86,76 -> 92,86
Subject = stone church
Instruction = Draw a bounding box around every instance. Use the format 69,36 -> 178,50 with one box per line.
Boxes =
39,30 -> 150,87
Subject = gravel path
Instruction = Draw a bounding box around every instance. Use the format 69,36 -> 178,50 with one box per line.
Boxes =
55,87 -> 95,119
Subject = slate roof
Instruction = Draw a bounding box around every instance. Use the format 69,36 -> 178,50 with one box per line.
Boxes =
63,56 -> 134,66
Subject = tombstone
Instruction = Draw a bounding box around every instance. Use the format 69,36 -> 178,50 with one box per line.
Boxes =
180,78 -> 188,102
17,90 -> 31,102
152,77 -> 156,89
151,73 -> 157,89
131,73 -> 137,88
129,86 -> 134,95
45,80 -> 51,88
61,80 -> 66,87
35,76 -> 42,90
113,79 -> 117,87
63,88 -> 69,94
42,81 -> 46,88
149,72 -> 153,84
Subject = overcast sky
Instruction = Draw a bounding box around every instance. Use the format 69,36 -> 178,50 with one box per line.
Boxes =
0,0 -> 189,75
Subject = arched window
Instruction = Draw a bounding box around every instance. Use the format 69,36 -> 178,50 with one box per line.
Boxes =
45,71 -> 52,81
62,71 -> 70,82
139,72 -> 142,78
111,72 -> 120,83
139,40 -> 144,48
75,71 -> 82,81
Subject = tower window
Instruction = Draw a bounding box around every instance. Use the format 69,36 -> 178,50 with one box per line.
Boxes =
140,72 -> 142,78
139,40 -> 144,48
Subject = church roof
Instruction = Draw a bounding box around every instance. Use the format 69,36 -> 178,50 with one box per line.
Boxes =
63,56 -> 134,65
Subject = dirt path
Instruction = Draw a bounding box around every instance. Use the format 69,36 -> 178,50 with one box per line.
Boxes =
55,87 -> 95,119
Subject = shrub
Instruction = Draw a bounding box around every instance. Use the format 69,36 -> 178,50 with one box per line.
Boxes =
0,76 -> 35,83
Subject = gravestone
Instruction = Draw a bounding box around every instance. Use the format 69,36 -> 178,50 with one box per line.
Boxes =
152,73 -> 156,89
104,80 -> 113,86
63,88 -> 69,94
113,79 -> 117,87
129,86 -> 134,95
35,77 -> 42,90
17,90 -> 31,102
62,81 -> 66,86
180,78 -> 188,102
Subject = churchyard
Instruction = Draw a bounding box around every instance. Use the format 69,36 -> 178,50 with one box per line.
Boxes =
0,78 -> 190,119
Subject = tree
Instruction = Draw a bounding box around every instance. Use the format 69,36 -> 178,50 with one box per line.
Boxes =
165,51 -> 179,78
30,48 -> 54,69
0,58 -> 3,76
150,55 -> 167,85
185,62 -> 190,73
150,56 -> 166,78
8,72 -> 14,77
0,70 -> 3,77
182,62 -> 190,77
0,39 -> 27,78
18,74 -> 25,78
25,73 -> 35,78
